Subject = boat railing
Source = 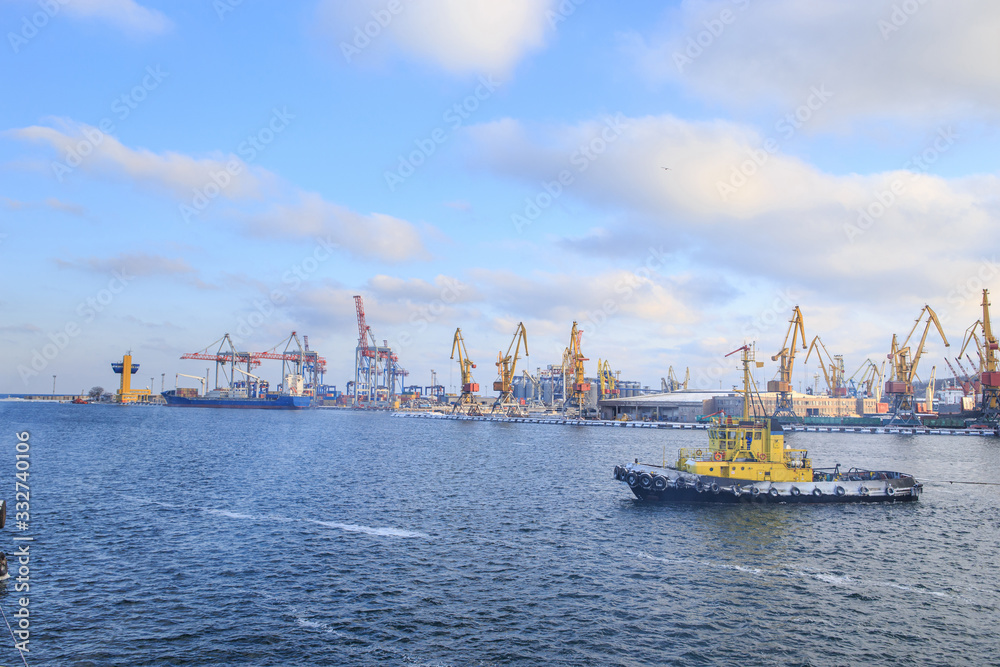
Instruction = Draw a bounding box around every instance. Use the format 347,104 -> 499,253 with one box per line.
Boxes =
782,449 -> 810,468
677,447 -> 715,462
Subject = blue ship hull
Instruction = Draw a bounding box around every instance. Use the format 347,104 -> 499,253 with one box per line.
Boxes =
161,391 -> 311,409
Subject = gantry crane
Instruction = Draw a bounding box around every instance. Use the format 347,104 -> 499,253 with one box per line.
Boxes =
885,304 -> 950,425
567,321 -> 590,416
493,322 -> 528,415
963,290 -> 1000,423
180,333 -> 259,392
598,359 -> 619,399
769,306 -> 806,418
450,328 -> 480,415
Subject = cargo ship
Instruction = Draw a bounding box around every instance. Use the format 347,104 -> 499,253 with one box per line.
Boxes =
614,345 -> 922,503
161,389 -> 311,409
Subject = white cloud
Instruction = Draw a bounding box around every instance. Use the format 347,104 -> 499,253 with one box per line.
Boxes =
463,112 -> 1000,346
10,121 -> 270,200
623,0 -> 1000,123
320,0 -> 555,74
243,193 -> 431,263
9,120 -> 432,263
65,0 -> 172,35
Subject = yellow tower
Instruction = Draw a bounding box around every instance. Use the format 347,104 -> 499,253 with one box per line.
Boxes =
112,352 -> 152,404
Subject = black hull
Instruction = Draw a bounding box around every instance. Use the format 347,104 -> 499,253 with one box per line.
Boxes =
615,465 -> 921,504
629,485 -> 919,504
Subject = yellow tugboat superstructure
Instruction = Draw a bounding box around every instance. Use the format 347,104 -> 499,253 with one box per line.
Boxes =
679,345 -> 812,484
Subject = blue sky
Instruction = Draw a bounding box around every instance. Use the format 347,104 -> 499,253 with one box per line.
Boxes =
2,0 -> 998,396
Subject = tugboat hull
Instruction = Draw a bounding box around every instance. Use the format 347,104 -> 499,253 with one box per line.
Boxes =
614,465 -> 921,504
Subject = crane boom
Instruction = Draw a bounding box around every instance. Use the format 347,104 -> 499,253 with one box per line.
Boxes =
567,321 -> 590,416
804,336 -> 837,396
450,328 -> 480,413
770,307 -> 806,417
885,304 -> 950,425
493,322 -> 528,414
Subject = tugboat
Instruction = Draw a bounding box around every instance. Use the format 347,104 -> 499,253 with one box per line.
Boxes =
613,345 -> 922,503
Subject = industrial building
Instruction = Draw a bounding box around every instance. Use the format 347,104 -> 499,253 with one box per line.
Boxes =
599,391 -> 878,423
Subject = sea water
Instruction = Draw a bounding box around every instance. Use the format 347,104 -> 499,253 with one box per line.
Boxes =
1,403 -> 998,665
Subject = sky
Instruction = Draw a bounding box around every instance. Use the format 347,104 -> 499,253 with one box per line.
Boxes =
2,0 -> 999,396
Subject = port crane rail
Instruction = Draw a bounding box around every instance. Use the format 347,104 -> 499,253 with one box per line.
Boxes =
770,306 -> 806,418
885,304 -> 950,425
450,328 -> 481,415
493,322 -> 528,416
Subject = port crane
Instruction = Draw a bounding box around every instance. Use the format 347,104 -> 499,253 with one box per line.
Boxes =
848,359 -> 883,400
662,366 -> 690,392
962,290 -> 1000,423
943,356 -> 972,396
493,322 -> 528,415
924,365 -> 936,413
599,359 -> 619,399
254,331 -> 326,396
769,306 -> 807,418
450,328 -> 480,414
181,333 -> 258,391
804,336 -> 845,398
567,322 -> 590,416
351,296 -> 405,405
885,304 -> 950,425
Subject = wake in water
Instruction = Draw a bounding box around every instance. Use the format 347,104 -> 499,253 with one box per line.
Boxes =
630,550 -> 979,604
122,495 -> 429,539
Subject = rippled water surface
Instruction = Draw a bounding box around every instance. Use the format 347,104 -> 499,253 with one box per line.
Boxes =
2,403 -> 999,666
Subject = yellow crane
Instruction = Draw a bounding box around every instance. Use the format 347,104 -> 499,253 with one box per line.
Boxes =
848,359 -> 883,400
568,321 -> 590,416
663,366 -> 690,392
493,322 -> 528,415
769,306 -> 806,417
803,336 -> 844,397
885,304 -> 950,425
450,328 -> 481,415
961,290 -> 1000,423
598,359 -> 619,399
924,365 -> 936,413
